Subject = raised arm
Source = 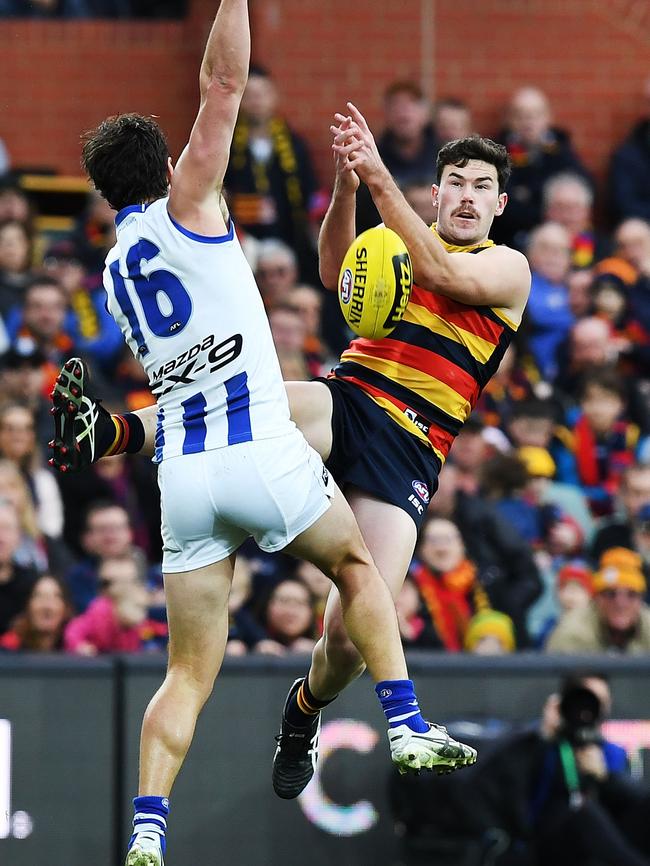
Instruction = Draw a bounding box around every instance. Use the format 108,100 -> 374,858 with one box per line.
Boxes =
318,117 -> 359,289
168,0 -> 250,231
331,103 -> 530,317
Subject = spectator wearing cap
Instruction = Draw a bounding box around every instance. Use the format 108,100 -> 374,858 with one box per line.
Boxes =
464,608 -> 516,655
535,561 -> 594,647
518,445 -> 594,545
42,239 -> 123,373
481,452 -> 583,558
546,548 -> 650,653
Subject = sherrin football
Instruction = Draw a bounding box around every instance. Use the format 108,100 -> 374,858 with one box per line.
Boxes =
338,226 -> 413,340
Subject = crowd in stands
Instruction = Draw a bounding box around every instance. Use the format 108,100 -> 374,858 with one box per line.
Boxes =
0,66 -> 650,659
0,0 -> 186,18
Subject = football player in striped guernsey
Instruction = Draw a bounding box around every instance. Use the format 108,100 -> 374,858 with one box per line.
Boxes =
52,113 -> 528,807
51,5 -> 478,863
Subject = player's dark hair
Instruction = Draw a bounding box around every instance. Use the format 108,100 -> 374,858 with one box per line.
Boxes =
81,113 -> 170,211
436,135 -> 511,193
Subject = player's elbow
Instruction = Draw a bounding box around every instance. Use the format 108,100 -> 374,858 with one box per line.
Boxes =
414,258 -> 454,295
319,258 -> 339,291
200,68 -> 246,101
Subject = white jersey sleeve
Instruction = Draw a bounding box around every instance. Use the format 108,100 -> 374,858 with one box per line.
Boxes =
103,198 -> 293,462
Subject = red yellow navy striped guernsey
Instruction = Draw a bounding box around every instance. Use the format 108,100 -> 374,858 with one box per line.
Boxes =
333,225 -> 519,464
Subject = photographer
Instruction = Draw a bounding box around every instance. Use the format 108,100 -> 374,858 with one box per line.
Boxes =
465,674 -> 650,866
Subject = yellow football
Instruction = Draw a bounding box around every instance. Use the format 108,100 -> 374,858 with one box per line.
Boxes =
338,226 -> 413,340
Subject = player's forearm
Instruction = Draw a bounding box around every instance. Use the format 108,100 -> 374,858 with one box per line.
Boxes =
366,169 -> 455,293
200,0 -> 250,96
318,185 -> 357,289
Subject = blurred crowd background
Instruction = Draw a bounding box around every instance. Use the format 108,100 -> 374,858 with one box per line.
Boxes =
0,0 -> 186,17
0,4 -> 649,666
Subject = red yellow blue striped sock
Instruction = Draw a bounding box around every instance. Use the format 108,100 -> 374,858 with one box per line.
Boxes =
285,678 -> 335,728
102,413 -> 146,458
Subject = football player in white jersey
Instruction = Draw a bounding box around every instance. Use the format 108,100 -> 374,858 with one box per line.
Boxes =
52,3 -> 475,864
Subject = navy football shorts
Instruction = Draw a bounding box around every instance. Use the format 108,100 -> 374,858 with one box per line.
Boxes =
319,376 -> 442,530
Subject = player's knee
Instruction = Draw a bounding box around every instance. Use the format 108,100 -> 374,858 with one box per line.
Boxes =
326,532 -> 375,591
323,626 -> 365,679
167,657 -> 217,706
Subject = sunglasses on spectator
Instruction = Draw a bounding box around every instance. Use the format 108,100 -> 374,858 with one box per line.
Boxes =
599,588 -> 642,601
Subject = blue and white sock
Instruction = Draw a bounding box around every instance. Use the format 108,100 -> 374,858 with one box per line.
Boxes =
375,679 -> 429,733
129,795 -> 169,854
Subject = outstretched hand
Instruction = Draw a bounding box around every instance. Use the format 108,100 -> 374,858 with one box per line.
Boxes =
331,113 -> 360,193
330,102 -> 387,189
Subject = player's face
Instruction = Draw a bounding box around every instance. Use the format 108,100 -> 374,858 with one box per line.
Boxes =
433,161 -> 506,245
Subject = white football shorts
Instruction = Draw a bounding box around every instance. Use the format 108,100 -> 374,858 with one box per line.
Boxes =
158,429 -> 333,573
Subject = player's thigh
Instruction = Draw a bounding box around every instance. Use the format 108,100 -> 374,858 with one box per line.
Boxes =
346,487 -> 418,598
163,554 -> 235,682
317,489 -> 418,640
284,480 -> 369,576
285,380 -> 333,461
